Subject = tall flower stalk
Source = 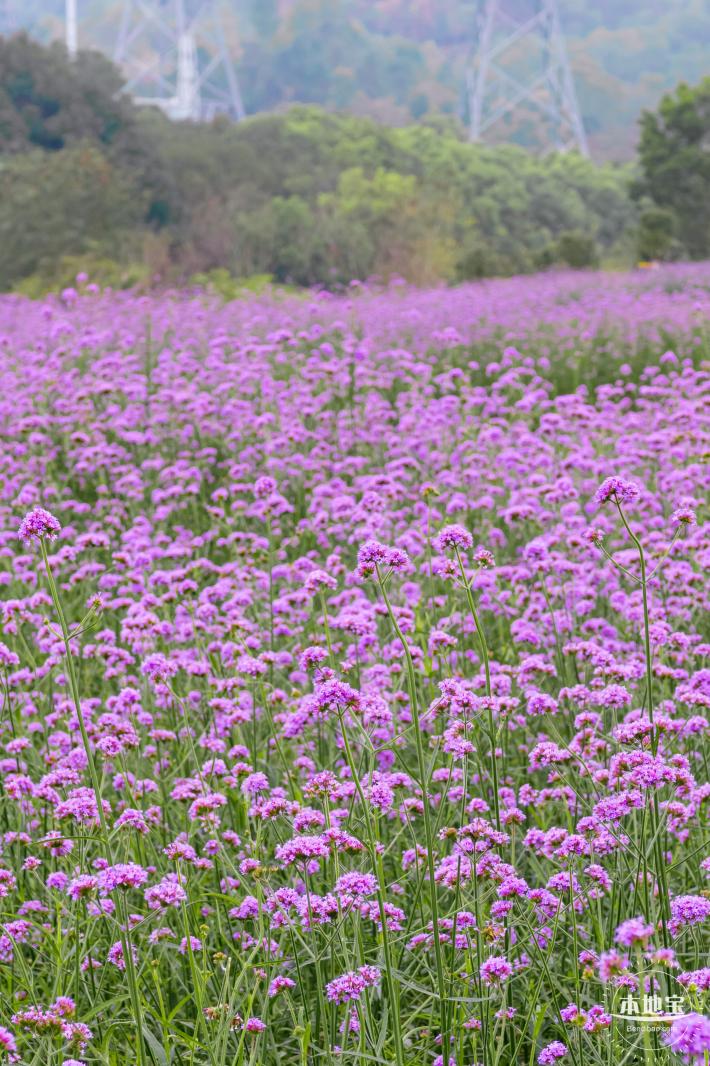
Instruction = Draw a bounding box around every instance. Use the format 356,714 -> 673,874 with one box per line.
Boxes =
590,480 -> 696,942
452,544 -> 502,834
21,511 -> 148,1066
356,542 -> 450,1065
2,283 -> 708,1066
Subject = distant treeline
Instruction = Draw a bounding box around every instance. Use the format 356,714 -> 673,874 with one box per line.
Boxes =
0,34 -> 705,293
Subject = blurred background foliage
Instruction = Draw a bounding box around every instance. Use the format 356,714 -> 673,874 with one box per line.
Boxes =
12,0 -> 710,160
0,32 -> 708,292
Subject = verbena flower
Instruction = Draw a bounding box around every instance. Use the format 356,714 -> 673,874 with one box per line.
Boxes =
671,506 -> 697,526
614,916 -> 654,947
356,539 -> 409,578
480,955 -> 513,985
663,1013 -> 710,1064
0,268 -> 707,1066
669,895 -> 710,935
325,966 -> 381,1004
436,525 -> 473,552
594,477 -> 640,506
539,1042 -> 568,1064
18,507 -> 61,542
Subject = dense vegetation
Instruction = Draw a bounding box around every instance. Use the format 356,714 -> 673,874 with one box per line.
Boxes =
10,0 -> 710,160
635,77 -> 710,261
2,34 -> 710,293
0,264 -> 708,1066
0,34 -> 637,293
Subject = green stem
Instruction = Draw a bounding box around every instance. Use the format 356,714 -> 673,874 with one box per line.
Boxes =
376,565 -> 449,1063
613,502 -> 671,942
338,711 -> 404,1066
454,549 -> 501,833
39,538 -> 147,1066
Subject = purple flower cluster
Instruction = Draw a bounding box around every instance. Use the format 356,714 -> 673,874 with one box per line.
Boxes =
325,966 -> 381,1004
669,895 -> 710,936
539,1042 -> 568,1065
18,506 -> 61,542
0,267 -> 706,1065
664,1013 -> 710,1064
356,539 -> 410,578
436,525 -> 473,552
594,476 -> 641,507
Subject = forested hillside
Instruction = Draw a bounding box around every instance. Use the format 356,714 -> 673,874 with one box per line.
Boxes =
0,35 -> 636,292
7,0 -> 710,160
3,30 -> 710,292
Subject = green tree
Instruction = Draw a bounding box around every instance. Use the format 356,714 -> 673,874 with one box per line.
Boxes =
318,166 -> 456,283
637,207 -> 677,261
0,32 -> 641,292
0,34 -> 135,153
0,145 -> 145,288
555,230 -> 600,269
636,78 -> 710,258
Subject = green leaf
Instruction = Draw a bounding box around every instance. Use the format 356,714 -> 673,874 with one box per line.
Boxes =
143,1026 -> 170,1066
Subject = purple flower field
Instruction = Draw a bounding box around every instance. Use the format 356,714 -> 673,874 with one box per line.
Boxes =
0,265 -> 708,1066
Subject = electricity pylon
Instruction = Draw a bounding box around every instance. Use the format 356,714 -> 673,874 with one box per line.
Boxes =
114,0 -> 244,121
66,0 -> 77,57
467,0 -> 588,155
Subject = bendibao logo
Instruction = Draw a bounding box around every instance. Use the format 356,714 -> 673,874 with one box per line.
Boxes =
607,966 -> 694,1055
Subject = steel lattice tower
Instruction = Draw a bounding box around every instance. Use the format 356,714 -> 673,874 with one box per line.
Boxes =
467,0 -> 588,155
114,0 -> 244,121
